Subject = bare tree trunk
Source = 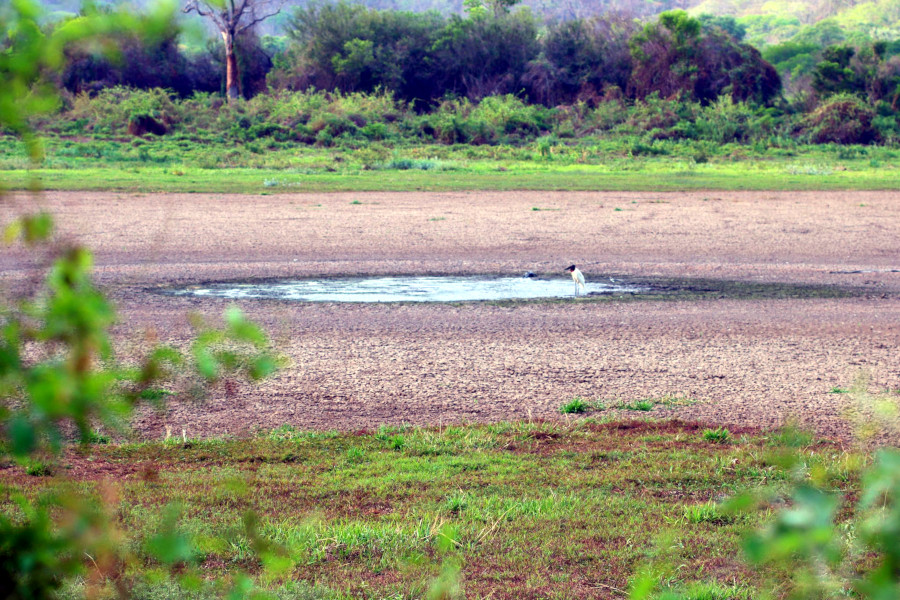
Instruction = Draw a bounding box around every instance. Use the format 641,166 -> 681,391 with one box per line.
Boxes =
222,30 -> 240,101
184,0 -> 283,102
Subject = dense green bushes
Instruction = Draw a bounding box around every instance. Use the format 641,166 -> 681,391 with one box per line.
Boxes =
34,0 -> 900,133
801,94 -> 881,144
270,3 -> 900,123
275,5 -> 783,107
33,86 -> 900,148
59,21 -> 221,97
628,11 -> 781,105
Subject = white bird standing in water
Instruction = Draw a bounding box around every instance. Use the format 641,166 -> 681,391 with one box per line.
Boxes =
565,265 -> 586,297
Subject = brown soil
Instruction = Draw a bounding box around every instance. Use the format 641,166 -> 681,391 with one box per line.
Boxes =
3,190 -> 899,442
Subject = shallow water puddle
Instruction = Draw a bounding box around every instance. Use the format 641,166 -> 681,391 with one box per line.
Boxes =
173,276 -> 646,303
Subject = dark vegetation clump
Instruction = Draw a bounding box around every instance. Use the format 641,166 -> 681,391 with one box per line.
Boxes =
801,94 -> 880,144
627,11 -> 781,106
60,23 -> 222,97
127,114 -> 167,137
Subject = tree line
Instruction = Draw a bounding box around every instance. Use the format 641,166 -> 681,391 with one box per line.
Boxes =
21,0 -> 900,144
60,2 -> 782,107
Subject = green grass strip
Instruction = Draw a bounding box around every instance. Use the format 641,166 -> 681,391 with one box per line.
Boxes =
4,166 -> 900,193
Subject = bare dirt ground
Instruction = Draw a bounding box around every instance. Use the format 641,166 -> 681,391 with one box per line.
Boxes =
3,190 -> 899,442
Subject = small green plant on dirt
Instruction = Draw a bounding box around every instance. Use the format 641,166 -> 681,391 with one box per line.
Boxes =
656,394 -> 697,407
560,397 -> 589,414
268,423 -> 299,441
85,429 -> 110,445
24,459 -> 54,477
617,399 -> 656,411
138,387 -> 173,401
703,427 -> 732,443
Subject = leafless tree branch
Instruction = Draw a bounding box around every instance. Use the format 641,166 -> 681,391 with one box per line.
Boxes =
183,0 -> 283,35
237,1 -> 286,34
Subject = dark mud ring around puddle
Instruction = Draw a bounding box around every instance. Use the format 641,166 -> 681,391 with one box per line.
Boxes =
149,275 -> 870,305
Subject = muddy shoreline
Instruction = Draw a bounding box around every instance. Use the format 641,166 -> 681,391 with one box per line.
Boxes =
3,190 -> 899,442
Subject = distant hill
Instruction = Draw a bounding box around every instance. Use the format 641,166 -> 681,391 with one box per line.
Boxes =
690,0 -> 900,45
36,0 -> 687,20
36,0 -> 900,47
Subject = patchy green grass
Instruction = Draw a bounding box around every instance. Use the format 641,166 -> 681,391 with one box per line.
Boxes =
556,395 -> 699,417
2,134 -> 900,193
5,164 -> 900,194
618,400 -> 656,412
0,420 -> 862,599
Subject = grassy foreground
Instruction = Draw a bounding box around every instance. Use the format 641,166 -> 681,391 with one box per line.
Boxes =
1,419 -> 858,599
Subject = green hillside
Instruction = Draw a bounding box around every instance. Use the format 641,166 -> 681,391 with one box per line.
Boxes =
690,0 -> 900,45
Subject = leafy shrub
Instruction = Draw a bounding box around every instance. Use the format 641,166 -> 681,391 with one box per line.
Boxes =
629,11 -> 781,105
0,505 -> 81,599
624,93 -> 686,133
470,95 -> 548,137
631,140 -> 669,156
308,114 -> 358,138
873,114 -> 900,144
589,99 -> 629,131
24,460 -> 53,477
380,158 -> 445,170
346,113 -> 367,128
292,124 -> 316,144
246,123 -> 292,141
745,449 -> 900,598
693,96 -> 769,143
801,94 -> 880,144
430,112 -> 471,144
85,429 -> 110,444
67,87 -> 180,135
314,130 -> 334,147
360,122 -> 389,140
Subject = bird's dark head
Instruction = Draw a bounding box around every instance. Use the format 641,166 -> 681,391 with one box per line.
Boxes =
565,265 -> 576,272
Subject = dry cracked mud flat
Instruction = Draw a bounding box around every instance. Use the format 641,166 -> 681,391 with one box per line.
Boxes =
3,190 -> 899,442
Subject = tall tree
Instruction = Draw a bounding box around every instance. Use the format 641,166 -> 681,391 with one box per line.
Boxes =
183,0 -> 284,101
629,10 -> 781,105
